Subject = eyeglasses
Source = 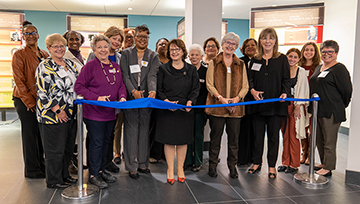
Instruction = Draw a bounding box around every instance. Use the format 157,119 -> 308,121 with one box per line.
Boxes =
125,35 -> 134,39
206,45 -> 216,49
225,41 -> 236,47
51,45 -> 65,49
136,35 -> 150,40
321,50 -> 335,55
23,31 -> 38,36
169,48 -> 181,53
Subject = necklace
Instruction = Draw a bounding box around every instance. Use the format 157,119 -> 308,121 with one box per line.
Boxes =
100,60 -> 116,85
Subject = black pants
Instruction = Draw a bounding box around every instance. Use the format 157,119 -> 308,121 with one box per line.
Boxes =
252,114 -> 283,167
39,120 -> 77,185
13,97 -> 45,177
208,116 -> 241,170
149,109 -> 164,160
237,114 -> 254,165
84,118 -> 116,176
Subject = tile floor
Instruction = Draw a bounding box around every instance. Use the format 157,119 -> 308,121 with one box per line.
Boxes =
1,116 -> 360,204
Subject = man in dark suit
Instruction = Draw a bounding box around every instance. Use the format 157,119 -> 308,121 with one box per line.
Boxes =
120,24 -> 160,179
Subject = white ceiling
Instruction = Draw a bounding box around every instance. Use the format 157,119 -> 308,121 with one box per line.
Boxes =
0,0 -> 323,19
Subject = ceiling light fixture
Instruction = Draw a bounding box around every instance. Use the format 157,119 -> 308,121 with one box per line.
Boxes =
128,8 -> 133,10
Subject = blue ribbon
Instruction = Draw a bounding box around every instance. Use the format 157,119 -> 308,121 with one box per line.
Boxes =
74,97 -> 320,110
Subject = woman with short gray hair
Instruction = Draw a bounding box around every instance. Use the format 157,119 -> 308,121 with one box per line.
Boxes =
205,32 -> 249,179
75,35 -> 127,188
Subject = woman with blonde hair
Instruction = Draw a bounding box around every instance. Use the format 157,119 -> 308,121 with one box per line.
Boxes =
247,27 -> 290,179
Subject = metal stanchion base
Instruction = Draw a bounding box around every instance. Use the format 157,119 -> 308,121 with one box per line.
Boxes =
61,184 -> 99,199
294,172 -> 329,189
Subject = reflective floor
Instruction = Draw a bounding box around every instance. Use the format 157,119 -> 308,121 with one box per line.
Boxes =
1,118 -> 360,204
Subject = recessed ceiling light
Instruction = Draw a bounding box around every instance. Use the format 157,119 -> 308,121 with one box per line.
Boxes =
128,8 -> 133,10
272,5 -> 277,7
222,12 -> 225,14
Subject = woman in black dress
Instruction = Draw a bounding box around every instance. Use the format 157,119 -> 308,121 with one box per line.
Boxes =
155,39 -> 200,184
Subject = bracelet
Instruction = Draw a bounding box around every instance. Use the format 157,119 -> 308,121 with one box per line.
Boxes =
237,95 -> 242,101
131,89 -> 136,95
216,95 -> 222,101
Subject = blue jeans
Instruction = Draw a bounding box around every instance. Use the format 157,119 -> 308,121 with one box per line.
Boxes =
84,118 -> 116,176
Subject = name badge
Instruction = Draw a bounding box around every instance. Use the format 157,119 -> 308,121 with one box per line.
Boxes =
56,69 -> 68,78
227,66 -> 231,74
251,63 -> 262,71
318,71 -> 329,78
130,64 -> 141,74
199,79 -> 205,83
109,68 -> 116,74
142,61 -> 148,67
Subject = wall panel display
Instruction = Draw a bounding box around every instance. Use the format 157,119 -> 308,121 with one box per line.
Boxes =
67,15 -> 127,59
0,12 -> 24,108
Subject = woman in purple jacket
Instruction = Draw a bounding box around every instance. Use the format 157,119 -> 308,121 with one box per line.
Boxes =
75,35 -> 127,189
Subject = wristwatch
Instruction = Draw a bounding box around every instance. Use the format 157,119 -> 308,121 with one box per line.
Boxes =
55,108 -> 61,114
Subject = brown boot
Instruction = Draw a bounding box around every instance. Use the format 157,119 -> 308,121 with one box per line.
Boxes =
300,138 -> 308,164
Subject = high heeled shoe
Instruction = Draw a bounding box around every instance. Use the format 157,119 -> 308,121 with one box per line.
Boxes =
177,168 -> 185,183
167,170 -> 175,185
268,167 -> 277,179
248,164 -> 262,174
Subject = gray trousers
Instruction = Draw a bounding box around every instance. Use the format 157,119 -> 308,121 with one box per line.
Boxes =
123,108 -> 152,172
316,114 -> 341,170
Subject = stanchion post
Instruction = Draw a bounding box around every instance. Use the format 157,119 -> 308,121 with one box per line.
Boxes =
62,96 -> 99,199
293,93 -> 329,189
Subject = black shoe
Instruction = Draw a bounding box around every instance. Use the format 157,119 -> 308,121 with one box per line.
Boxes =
105,161 -> 120,173
137,168 -> 151,174
314,166 -> 322,171
316,170 -> 332,177
285,166 -> 298,174
89,175 -> 108,189
248,164 -> 262,174
101,171 -> 117,183
229,168 -> 238,179
129,172 -> 139,179
63,176 -> 77,184
277,165 -> 288,172
191,165 -> 202,172
208,168 -> 218,177
114,157 -> 121,164
47,183 -> 70,189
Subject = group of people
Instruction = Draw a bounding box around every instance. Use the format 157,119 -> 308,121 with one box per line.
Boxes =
12,20 -> 352,189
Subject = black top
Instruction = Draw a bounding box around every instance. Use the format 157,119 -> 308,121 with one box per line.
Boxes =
240,55 -> 251,69
289,68 -> 299,98
309,63 -> 352,123
195,64 -> 208,113
157,61 -> 200,105
248,54 -> 291,116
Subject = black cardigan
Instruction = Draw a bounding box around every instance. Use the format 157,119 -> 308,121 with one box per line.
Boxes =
248,54 -> 291,116
309,63 -> 352,123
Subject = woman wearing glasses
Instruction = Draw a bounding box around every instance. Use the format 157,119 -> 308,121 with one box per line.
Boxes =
75,35 -> 127,188
155,39 -> 200,184
202,37 -> 220,67
309,40 -> 352,177
205,32 -> 248,179
36,34 -> 80,188
122,28 -> 135,50
247,27 -> 290,179
12,20 -> 49,179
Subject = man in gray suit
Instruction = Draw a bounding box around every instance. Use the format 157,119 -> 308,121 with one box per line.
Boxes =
120,25 -> 160,179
